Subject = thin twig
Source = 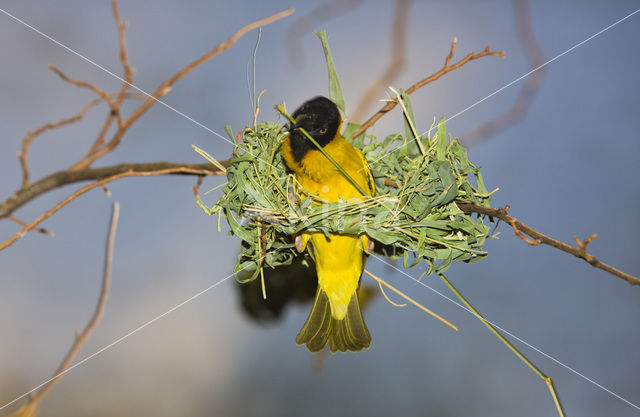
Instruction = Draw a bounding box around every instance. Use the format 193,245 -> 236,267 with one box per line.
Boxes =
352,39 -> 505,138
112,0 -> 134,108
85,0 -> 135,158
23,201 -> 119,412
364,269 -> 458,331
17,97 -> 104,187
0,161 -> 228,220
122,8 -> 293,130
8,215 -> 54,237
352,0 -> 409,122
0,168 -> 209,251
69,8 -> 293,171
191,175 -> 205,199
47,65 -> 122,127
455,201 -> 640,286
17,91 -> 146,187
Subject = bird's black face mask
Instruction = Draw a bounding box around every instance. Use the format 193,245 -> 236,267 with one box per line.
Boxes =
288,96 -> 341,162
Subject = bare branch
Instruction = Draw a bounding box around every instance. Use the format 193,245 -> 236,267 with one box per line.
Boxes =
352,39 -> 505,138
112,0 -> 134,108
0,161 -> 227,221
190,175 -> 205,200
17,92 -> 147,188
8,215 -> 54,237
121,8 -> 294,131
455,202 -> 640,286
3,8 -> 292,248
17,97 -> 104,187
47,65 -> 122,126
84,0 -> 136,158
0,165 -> 222,251
24,202 -> 119,410
69,8 -> 293,171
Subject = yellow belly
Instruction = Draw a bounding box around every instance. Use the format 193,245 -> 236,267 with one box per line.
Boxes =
310,232 -> 365,319
282,134 -> 374,320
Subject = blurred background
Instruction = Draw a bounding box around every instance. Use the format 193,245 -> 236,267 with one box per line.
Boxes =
1,1 -> 639,416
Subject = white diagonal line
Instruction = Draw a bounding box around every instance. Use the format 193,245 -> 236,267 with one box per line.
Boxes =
0,269 -> 237,412
3,3 -> 639,413
366,8 -> 640,169
0,7 -> 238,148
371,254 -> 640,412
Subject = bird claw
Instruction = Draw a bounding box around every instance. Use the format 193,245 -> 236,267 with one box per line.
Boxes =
365,238 -> 375,255
295,235 -> 305,253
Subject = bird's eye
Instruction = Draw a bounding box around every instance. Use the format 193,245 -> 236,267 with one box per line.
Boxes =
319,127 -> 328,134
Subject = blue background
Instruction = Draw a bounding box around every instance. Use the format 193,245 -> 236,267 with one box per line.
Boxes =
1,1 -> 638,416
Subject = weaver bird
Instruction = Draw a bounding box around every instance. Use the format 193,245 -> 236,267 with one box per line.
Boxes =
281,96 -> 375,353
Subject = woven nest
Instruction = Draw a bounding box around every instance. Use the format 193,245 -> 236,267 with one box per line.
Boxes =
198,117 -> 495,283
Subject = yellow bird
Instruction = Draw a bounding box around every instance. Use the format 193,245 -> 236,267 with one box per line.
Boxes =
281,96 -> 375,353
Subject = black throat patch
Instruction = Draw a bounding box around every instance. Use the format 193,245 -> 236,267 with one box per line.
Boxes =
288,96 -> 341,163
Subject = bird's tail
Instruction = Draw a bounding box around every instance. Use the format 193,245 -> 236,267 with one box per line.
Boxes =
296,288 -> 371,353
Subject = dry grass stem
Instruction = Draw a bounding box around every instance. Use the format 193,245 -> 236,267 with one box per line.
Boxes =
353,38 -> 505,138
18,96 -> 104,187
364,270 -> 458,331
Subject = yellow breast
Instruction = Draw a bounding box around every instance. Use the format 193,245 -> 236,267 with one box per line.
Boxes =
281,134 -> 373,202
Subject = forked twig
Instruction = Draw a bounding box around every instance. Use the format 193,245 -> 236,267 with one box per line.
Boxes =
352,38 -> 505,138
8,202 -> 120,416
2,4 -> 291,231
47,65 -> 122,126
85,0 -> 135,157
18,97 -> 103,187
456,201 -> 640,286
0,162 -> 226,221
69,6 -> 293,170
0,167 -> 213,251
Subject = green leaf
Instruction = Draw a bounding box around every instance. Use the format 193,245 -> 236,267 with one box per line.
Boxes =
314,30 -> 346,115
200,87 -> 495,276
401,90 -> 417,142
225,125 -> 235,142
225,208 -> 253,243
343,121 -> 361,141
193,145 -> 227,173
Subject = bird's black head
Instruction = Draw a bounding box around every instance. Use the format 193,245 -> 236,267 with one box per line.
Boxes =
288,96 -> 341,162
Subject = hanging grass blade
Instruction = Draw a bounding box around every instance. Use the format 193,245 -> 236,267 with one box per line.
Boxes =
314,30 -> 347,116
433,265 -> 566,417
